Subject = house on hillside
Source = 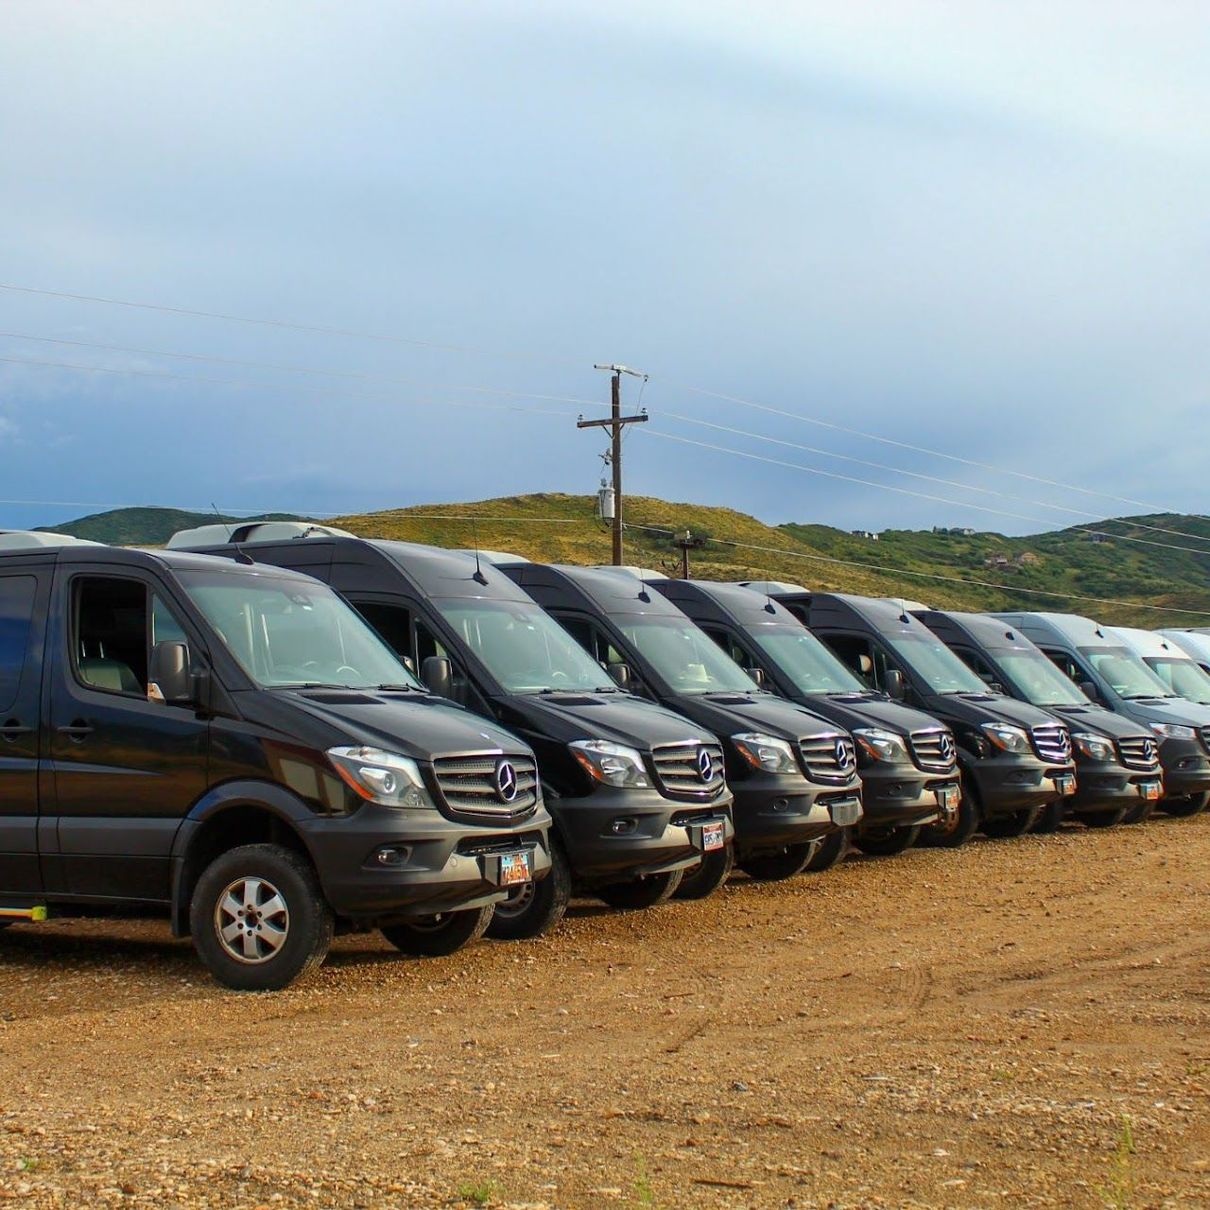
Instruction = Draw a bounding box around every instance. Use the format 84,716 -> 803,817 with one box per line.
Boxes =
851,530 -> 880,540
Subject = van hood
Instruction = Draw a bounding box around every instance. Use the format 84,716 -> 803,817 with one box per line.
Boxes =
1032,702 -> 1152,741
799,692 -> 946,737
1113,695 -> 1210,728
496,691 -> 719,751
672,691 -> 842,741
920,691 -> 1058,732
278,689 -> 530,760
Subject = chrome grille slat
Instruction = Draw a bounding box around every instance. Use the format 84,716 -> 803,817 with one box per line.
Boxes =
1202,726 -> 1210,755
651,741 -> 725,797
433,752 -> 538,819
909,728 -> 956,771
1118,736 -> 1161,770
1031,723 -> 1072,765
797,732 -> 857,782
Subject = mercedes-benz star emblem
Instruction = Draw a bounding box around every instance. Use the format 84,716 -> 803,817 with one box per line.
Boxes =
696,747 -> 714,783
1058,729 -> 1072,757
1143,739 -> 1158,763
939,733 -> 956,764
835,738 -> 855,771
495,760 -> 519,803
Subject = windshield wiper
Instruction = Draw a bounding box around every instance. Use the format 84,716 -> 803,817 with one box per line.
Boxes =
376,683 -> 420,692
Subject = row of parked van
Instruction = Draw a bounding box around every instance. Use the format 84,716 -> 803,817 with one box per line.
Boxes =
1,522 -> 1205,990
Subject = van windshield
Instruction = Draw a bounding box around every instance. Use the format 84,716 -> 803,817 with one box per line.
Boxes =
993,650 -> 1087,707
886,633 -> 987,695
619,616 -> 759,695
1143,657 -> 1210,704
179,571 -> 421,690
1079,646 -> 1174,699
434,597 -> 615,694
749,626 -> 864,695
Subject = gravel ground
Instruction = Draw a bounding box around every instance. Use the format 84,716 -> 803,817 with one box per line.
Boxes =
1,813 -> 1207,1209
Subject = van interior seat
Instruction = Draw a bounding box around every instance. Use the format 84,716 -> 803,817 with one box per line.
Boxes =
79,657 -> 142,694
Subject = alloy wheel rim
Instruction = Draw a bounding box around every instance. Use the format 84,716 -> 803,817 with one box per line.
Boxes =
214,876 -> 290,965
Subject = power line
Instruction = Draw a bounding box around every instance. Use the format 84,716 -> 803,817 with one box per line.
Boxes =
657,409 -> 1210,547
0,330 -> 600,409
643,429 -> 1210,559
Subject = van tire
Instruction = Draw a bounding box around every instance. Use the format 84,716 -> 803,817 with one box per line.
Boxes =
1159,791 -> 1209,818
1081,806 -> 1127,828
674,844 -> 734,900
854,824 -> 920,857
190,844 -> 334,992
486,840 -> 572,940
921,778 -> 980,848
806,827 -> 849,872
981,806 -> 1042,838
1031,801 -> 1067,833
740,841 -> 816,881
381,905 -> 494,957
1122,798 -> 1156,824
597,869 -> 683,910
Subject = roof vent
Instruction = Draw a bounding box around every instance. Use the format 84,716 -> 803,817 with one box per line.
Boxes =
167,521 -> 355,549
0,530 -> 103,551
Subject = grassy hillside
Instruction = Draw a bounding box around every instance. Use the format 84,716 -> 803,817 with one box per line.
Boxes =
28,497 -> 1210,625
37,507 -> 300,546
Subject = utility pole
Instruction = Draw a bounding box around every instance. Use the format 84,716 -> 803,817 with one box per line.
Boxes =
675,529 -> 706,579
578,364 -> 648,565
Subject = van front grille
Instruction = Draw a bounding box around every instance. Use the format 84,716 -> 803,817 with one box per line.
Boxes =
1031,723 -> 1072,765
432,752 -> 539,821
797,733 -> 857,783
1202,727 -> 1210,755
651,742 -> 726,798
1117,735 -> 1160,770
909,729 -> 957,771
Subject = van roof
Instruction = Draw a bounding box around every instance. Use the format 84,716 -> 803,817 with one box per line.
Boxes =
591,565 -> 668,580
1104,625 -> 1195,662
1158,630 -> 1210,664
737,579 -> 810,595
915,608 -> 1043,654
655,579 -> 799,627
988,611 -> 1111,646
503,562 -> 687,618
0,529 -> 104,552
371,541 -> 533,602
166,520 -> 355,548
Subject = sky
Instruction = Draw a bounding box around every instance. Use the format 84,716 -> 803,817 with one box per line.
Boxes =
1,1 -> 1208,538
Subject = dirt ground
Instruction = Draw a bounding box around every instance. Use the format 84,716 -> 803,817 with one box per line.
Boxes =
0,813 -> 1206,1210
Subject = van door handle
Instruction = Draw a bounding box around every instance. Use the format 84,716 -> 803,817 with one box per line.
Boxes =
0,720 -> 32,741
57,720 -> 94,741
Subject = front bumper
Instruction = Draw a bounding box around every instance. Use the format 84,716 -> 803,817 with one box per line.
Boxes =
550,786 -> 735,880
730,772 -> 863,856
1070,759 -> 1163,814
301,803 -> 555,919
970,756 -> 1077,819
1159,740 -> 1210,800
855,764 -> 957,830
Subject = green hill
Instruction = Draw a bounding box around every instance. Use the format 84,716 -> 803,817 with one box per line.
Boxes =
37,507 -> 300,546
29,497 -> 1210,626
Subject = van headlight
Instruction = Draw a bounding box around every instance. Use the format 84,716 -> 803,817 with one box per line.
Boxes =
1149,722 -> 1196,740
732,733 -> 798,774
852,728 -> 909,764
327,746 -> 433,808
981,723 -> 1031,754
1072,732 -> 1113,762
569,740 -> 651,788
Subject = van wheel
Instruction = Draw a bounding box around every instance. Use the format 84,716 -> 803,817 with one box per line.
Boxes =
1122,798 -> 1156,824
921,779 -> 979,848
981,806 -> 1042,838
486,841 -> 572,941
1031,801 -> 1067,833
597,870 -> 683,910
674,844 -> 734,900
1160,791 -> 1209,818
806,827 -> 849,872
381,906 -> 493,957
854,824 -> 920,857
1081,806 -> 1127,828
740,841 -> 816,882
190,844 -> 334,992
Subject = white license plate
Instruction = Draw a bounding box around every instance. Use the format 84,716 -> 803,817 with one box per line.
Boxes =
1053,774 -> 1076,797
1139,780 -> 1162,801
701,821 -> 726,852
497,851 -> 532,886
829,798 -> 862,827
936,784 -> 960,810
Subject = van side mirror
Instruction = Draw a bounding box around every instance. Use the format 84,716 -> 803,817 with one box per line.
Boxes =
884,668 -> 906,701
148,640 -> 193,705
745,667 -> 766,689
607,661 -> 631,690
1078,680 -> 1102,704
421,656 -> 453,699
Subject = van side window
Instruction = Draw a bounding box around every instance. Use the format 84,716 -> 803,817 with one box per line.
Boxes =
557,615 -> 623,668
821,634 -> 878,689
953,647 -> 998,686
74,577 -> 148,696
354,603 -> 415,667
0,575 -> 38,713
703,626 -> 751,669
151,595 -> 189,645
415,620 -> 451,666
1044,650 -> 1085,683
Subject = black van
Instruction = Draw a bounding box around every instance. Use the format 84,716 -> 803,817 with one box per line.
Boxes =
917,609 -> 1163,828
0,533 -> 553,990
654,578 -> 960,855
756,589 -> 1076,846
495,562 -> 863,880
173,529 -> 735,933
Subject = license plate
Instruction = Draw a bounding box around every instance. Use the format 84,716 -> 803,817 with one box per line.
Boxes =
936,784 -> 960,810
1053,774 -> 1076,797
700,821 -> 726,852
1139,780 -> 1162,801
497,851 -> 532,886
829,798 -> 862,827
